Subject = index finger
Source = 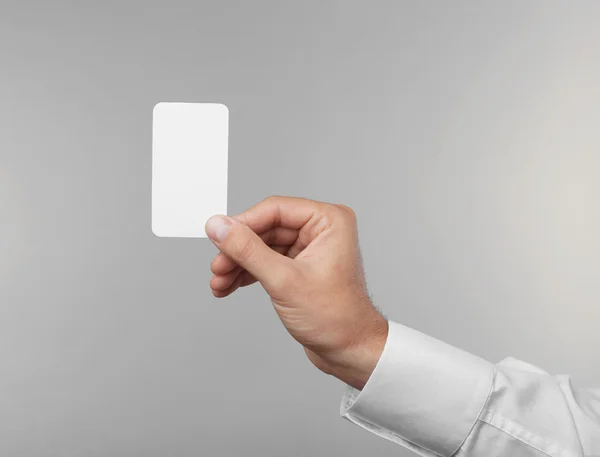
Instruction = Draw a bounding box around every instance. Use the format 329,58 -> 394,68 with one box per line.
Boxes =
231,195 -> 325,233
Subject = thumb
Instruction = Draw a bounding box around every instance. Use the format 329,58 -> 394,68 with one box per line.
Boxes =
205,215 -> 291,291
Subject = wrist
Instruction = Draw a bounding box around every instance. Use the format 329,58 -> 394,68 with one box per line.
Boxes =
321,314 -> 389,391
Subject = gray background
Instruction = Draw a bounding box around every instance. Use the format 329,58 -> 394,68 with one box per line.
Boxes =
1,1 -> 599,456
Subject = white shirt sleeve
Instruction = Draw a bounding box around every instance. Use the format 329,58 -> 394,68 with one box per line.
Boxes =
340,320 -> 600,457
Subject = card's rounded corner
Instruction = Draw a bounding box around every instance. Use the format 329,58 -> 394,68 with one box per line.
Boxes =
152,102 -> 166,117
215,103 -> 229,116
151,226 -> 167,238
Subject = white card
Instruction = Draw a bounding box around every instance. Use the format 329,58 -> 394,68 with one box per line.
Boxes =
152,102 -> 228,237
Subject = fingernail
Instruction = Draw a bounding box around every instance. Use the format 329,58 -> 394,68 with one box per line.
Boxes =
205,215 -> 232,243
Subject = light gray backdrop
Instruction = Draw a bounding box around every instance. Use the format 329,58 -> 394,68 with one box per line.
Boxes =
1,1 -> 599,456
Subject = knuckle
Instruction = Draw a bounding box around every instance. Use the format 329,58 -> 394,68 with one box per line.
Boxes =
263,195 -> 280,204
236,236 -> 256,262
335,204 -> 356,219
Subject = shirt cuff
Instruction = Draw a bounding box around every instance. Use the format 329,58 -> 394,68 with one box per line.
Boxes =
340,320 -> 495,457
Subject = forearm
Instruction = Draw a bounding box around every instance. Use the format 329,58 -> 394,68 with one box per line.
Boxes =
337,320 -> 598,457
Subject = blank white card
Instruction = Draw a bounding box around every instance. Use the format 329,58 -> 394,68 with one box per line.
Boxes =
152,102 -> 229,237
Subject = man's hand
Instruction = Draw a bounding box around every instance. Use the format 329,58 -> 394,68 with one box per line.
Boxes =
205,196 -> 388,391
